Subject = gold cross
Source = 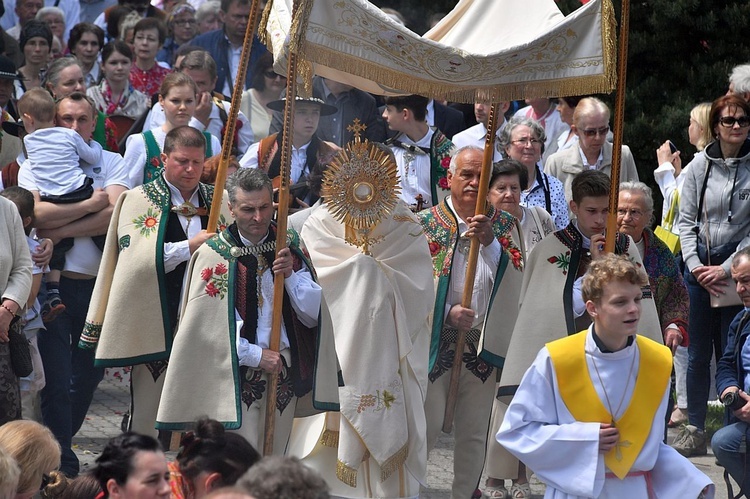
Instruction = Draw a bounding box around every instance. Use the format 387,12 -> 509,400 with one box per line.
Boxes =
347,118 -> 368,141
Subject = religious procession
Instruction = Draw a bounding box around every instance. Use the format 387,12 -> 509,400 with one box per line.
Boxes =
0,0 -> 747,497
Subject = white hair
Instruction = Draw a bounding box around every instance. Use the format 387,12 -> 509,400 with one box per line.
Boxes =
729,64 -> 750,94
449,145 -> 482,174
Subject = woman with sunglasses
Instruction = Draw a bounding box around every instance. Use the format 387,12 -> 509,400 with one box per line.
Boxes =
544,97 -> 639,210
240,52 -> 287,142
673,93 -> 750,458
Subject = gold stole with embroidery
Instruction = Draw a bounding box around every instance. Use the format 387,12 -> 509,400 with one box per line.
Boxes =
547,331 -> 672,479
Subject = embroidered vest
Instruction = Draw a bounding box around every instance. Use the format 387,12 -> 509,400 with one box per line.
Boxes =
546,332 -> 672,478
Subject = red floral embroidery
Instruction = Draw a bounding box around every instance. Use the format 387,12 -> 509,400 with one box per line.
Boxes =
438,176 -> 449,189
205,282 -> 219,297
440,156 -> 451,170
201,263 -> 229,298
499,237 -> 509,248
150,157 -> 160,167
429,241 -> 440,255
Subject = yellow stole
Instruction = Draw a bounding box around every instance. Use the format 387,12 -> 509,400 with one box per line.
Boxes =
547,331 -> 672,479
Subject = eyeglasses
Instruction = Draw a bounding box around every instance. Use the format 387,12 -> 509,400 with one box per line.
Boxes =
581,126 -> 610,137
263,70 -> 286,80
172,19 -> 196,26
719,116 -> 750,128
616,208 -> 644,220
511,137 -> 542,147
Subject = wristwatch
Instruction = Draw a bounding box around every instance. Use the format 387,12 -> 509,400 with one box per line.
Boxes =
722,390 -> 745,411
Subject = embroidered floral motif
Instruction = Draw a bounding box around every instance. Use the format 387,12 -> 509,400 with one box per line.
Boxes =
463,342 -> 493,383
432,131 -> 453,192
145,360 -> 168,382
239,359 -> 295,414
440,156 -> 451,170
548,250 -> 572,274
355,380 -> 401,413
201,263 -> 229,298
240,368 -> 266,409
133,207 -> 159,237
499,236 -> 523,271
118,235 -> 131,251
428,339 -> 494,382
217,215 -> 228,232
429,340 -> 454,382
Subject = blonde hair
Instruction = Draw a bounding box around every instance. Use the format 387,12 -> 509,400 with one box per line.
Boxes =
0,445 -> 19,499
689,102 -> 712,151
572,97 -> 610,127
0,421 -> 61,495
581,253 -> 648,303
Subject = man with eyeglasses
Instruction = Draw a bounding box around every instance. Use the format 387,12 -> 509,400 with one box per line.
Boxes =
189,0 -> 268,96
544,97 -> 639,212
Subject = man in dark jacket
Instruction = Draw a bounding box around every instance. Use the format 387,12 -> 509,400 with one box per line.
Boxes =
189,0 -> 267,96
713,246 -> 750,496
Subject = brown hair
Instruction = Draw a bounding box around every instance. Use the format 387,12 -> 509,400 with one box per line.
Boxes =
581,253 -> 648,303
159,71 -> 198,98
164,125 -> 206,155
18,87 -> 56,123
709,94 -> 750,140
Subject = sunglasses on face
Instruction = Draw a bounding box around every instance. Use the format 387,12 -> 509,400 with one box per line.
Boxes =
719,116 -> 750,128
581,126 -> 609,138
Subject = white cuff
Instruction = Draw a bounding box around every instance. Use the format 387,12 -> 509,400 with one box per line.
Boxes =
237,337 -> 263,368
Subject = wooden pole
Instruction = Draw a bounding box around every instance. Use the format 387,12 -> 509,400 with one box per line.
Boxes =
604,0 -> 630,253
442,104 -> 499,433
206,0 -> 262,232
262,8 -> 299,457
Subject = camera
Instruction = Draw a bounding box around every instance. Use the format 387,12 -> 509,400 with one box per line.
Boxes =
722,390 -> 745,411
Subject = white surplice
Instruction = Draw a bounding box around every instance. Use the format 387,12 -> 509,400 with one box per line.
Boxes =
497,329 -> 714,499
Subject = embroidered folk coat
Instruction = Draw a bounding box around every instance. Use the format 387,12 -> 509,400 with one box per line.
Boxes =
497,223 -> 664,401
417,200 -> 524,376
80,176 -> 232,366
156,227 -> 340,431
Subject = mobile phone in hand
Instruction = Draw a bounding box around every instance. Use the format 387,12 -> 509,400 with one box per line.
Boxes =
668,140 -> 677,154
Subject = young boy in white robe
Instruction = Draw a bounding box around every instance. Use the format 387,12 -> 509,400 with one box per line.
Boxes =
497,253 -> 714,498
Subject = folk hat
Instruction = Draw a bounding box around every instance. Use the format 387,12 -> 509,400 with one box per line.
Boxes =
0,56 -> 21,81
267,95 -> 337,116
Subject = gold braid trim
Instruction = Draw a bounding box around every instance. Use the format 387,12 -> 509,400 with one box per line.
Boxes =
257,0 -> 273,47
302,42 -> 615,104
600,0 -> 618,91
289,0 -> 313,57
336,459 -> 358,488
319,429 -> 339,448
379,443 -> 408,483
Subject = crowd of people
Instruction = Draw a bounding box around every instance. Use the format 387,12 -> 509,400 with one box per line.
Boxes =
0,0 -> 749,497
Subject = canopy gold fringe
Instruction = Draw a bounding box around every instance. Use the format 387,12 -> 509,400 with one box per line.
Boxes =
301,43 -> 615,103
258,0 -> 273,47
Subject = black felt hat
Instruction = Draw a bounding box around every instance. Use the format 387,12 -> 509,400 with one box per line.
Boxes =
267,96 -> 337,116
0,55 -> 21,81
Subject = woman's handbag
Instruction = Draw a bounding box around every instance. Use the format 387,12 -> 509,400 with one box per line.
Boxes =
654,192 -> 681,254
8,317 -> 32,378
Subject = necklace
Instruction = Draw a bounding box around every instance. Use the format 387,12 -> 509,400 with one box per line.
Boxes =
589,344 -> 638,426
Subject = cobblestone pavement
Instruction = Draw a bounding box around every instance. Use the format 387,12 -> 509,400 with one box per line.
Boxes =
74,376 -> 736,497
